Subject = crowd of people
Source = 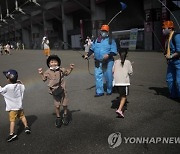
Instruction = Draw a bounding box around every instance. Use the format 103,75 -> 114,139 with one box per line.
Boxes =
0,41 -> 24,56
0,42 -> 11,55
0,20 -> 179,143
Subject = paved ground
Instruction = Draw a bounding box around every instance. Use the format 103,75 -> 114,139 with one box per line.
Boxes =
0,49 -> 179,154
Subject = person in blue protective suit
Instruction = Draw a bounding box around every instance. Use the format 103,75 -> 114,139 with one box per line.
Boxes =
84,25 -> 117,97
162,20 -> 180,100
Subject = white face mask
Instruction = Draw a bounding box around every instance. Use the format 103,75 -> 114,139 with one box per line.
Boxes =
100,31 -> 109,38
50,66 -> 59,71
163,28 -> 171,35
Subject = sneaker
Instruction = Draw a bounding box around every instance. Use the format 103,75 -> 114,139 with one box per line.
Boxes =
116,110 -> 124,118
6,133 -> 17,142
24,127 -> 31,134
106,93 -> 112,96
55,117 -> 62,128
94,93 -> 104,97
62,114 -> 69,126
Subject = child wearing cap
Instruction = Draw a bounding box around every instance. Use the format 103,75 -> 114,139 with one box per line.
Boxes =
38,55 -> 74,128
0,69 -> 31,142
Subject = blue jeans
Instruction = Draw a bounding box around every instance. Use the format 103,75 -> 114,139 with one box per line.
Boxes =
166,60 -> 180,98
94,60 -> 114,94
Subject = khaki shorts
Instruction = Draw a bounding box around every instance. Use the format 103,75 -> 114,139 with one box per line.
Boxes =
53,91 -> 68,107
9,110 -> 25,122
44,49 -> 50,56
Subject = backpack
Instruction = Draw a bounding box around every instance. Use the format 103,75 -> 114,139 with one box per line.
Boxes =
172,32 -> 180,50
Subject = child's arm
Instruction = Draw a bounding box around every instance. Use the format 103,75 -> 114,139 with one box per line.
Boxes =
128,61 -> 133,75
38,68 -> 47,81
0,86 -> 2,93
64,64 -> 74,76
0,85 -> 7,94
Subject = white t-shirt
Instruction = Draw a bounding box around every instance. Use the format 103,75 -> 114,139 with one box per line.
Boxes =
0,83 -> 25,111
113,59 -> 133,86
85,38 -> 92,46
42,39 -> 50,49
5,44 -> 10,51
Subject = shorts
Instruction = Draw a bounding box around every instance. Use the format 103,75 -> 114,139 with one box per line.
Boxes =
9,110 -> 25,122
53,91 -> 68,107
115,86 -> 129,96
44,49 -> 50,56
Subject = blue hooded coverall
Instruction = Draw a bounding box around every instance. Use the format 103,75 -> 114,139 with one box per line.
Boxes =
90,37 -> 117,95
166,32 -> 180,98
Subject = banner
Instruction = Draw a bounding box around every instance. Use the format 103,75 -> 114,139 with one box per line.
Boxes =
129,28 -> 138,50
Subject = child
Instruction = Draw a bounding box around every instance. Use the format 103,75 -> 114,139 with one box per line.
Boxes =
5,42 -> 11,55
84,36 -> 92,53
42,36 -> 50,57
38,55 -> 74,128
0,69 -> 31,142
112,49 -> 133,118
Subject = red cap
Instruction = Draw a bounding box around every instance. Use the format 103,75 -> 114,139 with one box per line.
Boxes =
162,20 -> 174,29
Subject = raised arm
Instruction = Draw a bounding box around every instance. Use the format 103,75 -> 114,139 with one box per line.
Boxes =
63,64 -> 75,76
38,68 -> 47,81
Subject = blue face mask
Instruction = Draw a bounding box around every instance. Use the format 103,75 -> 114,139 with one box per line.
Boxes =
100,31 -> 109,38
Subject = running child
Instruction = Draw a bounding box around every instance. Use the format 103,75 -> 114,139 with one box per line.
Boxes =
0,69 -> 31,142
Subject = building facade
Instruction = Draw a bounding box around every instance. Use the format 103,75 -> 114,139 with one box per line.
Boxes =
0,0 -> 179,50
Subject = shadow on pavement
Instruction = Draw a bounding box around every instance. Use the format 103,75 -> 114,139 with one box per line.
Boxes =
149,87 -> 180,103
111,97 -> 129,119
16,115 -> 38,135
61,109 -> 81,123
52,109 -> 81,124
111,97 -> 120,109
86,85 -> 95,90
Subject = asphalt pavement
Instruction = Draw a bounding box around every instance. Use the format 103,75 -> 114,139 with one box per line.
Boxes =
0,49 -> 179,154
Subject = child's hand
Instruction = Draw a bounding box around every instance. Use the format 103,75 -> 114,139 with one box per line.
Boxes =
38,68 -> 43,74
70,64 -> 74,69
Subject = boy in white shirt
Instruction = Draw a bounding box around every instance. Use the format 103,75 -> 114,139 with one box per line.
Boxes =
0,69 -> 31,142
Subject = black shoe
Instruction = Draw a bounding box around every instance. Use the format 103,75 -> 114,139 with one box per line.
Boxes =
106,93 -> 112,95
24,127 -> 31,134
62,114 -> 69,126
55,117 -> 62,128
94,93 -> 104,97
6,133 -> 17,142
